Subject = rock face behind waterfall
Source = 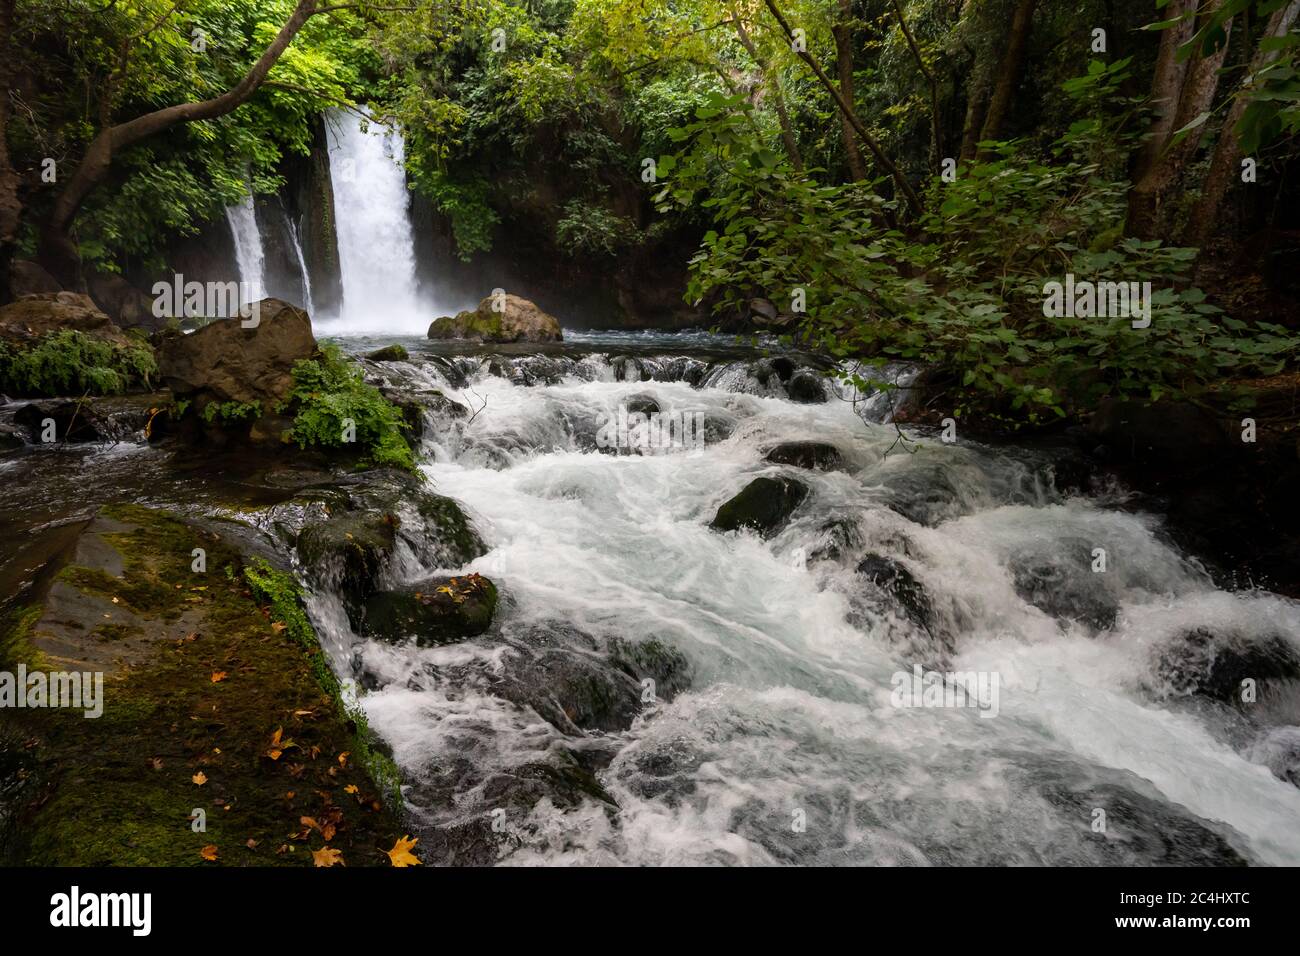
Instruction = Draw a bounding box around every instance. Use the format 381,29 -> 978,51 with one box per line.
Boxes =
428,294 -> 563,343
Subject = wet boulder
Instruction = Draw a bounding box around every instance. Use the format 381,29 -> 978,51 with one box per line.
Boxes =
87,273 -> 161,333
0,292 -> 135,349
710,475 -> 809,538
14,399 -> 106,443
7,259 -> 61,298
365,343 -> 409,362
361,573 -> 498,645
1008,545 -> 1119,631
785,369 -> 827,404
855,554 -> 934,634
158,298 -> 315,411
296,510 -> 396,614
608,637 -> 692,702
624,393 -> 660,418
380,386 -> 468,440
428,294 -> 562,343
487,645 -> 645,735
1149,627 -> 1300,708
764,441 -> 843,472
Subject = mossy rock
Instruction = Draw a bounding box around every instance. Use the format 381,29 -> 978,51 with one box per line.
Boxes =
296,512 -> 396,614
361,574 -> 498,646
365,344 -> 410,362
2,504 -> 405,867
710,476 -> 809,538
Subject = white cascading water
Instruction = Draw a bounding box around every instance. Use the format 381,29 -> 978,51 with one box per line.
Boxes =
290,347 -> 1300,867
284,207 -> 316,317
320,107 -> 425,334
225,191 -> 265,305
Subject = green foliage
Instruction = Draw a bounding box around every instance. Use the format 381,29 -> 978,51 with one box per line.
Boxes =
285,344 -> 416,472
659,88 -> 1297,424
0,331 -> 157,397
556,199 -> 638,257
199,399 -> 262,424
9,0 -> 366,272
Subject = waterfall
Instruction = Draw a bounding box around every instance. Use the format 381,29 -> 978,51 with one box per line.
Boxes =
225,191 -> 265,306
285,208 -> 316,317
321,107 -> 425,335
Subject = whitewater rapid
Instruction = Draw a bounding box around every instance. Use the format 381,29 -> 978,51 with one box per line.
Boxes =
325,344 -> 1300,865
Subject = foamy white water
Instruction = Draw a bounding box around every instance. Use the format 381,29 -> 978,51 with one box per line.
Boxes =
225,190 -> 265,303
319,108 -> 426,335
301,349 -> 1300,865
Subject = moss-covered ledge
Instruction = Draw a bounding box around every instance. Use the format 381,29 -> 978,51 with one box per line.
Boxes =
0,504 -> 410,867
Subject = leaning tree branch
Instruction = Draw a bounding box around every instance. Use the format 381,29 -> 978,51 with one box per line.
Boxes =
760,0 -> 922,216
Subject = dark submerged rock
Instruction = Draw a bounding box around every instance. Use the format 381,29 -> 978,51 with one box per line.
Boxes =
1150,627 -> 1300,708
14,399 -> 105,443
785,369 -> 827,404
1008,545 -> 1119,632
764,441 -> 843,471
855,554 -> 934,634
710,476 -> 809,538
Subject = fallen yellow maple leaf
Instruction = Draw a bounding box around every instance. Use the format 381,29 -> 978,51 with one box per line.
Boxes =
192,772 -> 208,786
210,671 -> 227,683
200,845 -> 218,862
270,621 -> 287,633
344,784 -> 359,794
313,846 -> 345,868
387,834 -> 421,867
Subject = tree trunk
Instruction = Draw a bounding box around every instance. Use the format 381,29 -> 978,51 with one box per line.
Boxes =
1184,1 -> 1300,245
1132,0 -> 1197,185
0,0 -> 22,302
38,0 -> 320,287
731,9 -> 804,173
960,77 -> 989,162
832,1 -> 867,181
975,0 -> 1038,159
762,0 -> 923,216
889,0 -> 941,171
1127,0 -> 1233,239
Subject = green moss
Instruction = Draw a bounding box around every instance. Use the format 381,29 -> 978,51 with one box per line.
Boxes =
60,564 -> 183,619
92,622 -> 142,641
365,344 -> 409,362
14,506 -> 406,867
0,603 -> 46,670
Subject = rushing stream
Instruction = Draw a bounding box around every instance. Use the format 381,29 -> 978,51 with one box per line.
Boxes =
320,333 -> 1300,865
3,330 -> 1298,866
